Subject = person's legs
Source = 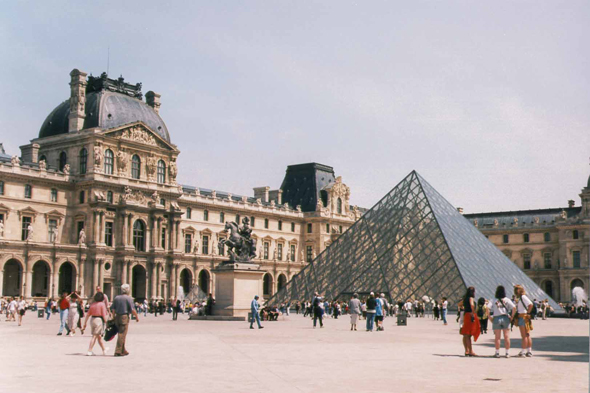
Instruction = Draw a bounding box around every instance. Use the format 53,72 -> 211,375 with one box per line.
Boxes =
115,315 -> 129,355
494,330 -> 501,351
518,324 -> 527,355
255,313 -> 262,328
97,335 -> 107,354
503,329 -> 511,352
442,310 -> 447,324
88,335 -> 97,352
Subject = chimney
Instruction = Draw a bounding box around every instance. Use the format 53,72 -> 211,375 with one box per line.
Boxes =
568,200 -> 575,208
457,207 -> 464,214
20,143 -> 40,163
146,91 -> 161,114
253,186 -> 270,203
68,69 -> 88,132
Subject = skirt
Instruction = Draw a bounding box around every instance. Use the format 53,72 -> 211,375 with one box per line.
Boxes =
90,317 -> 104,335
460,312 -> 481,342
350,314 -> 358,324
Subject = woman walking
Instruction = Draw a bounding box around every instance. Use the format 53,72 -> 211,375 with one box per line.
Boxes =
17,296 -> 27,326
82,292 -> 109,356
459,286 -> 480,356
514,285 -> 534,357
489,285 -> 515,358
67,292 -> 81,336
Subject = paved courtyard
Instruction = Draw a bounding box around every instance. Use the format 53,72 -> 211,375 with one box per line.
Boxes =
1,312 -> 588,393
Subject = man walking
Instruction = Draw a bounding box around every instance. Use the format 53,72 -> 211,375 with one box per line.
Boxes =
250,295 -> 263,329
312,292 -> 324,328
441,297 -> 448,325
57,292 -> 70,336
110,284 -> 139,357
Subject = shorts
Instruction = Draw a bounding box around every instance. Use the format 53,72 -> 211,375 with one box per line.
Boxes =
19,310 -> 25,316
492,315 -> 510,330
90,317 -> 104,335
518,317 -> 526,327
375,315 -> 383,322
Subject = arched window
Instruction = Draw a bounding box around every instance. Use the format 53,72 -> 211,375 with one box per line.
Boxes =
131,155 -> 141,179
104,149 -> 114,175
157,160 -> 166,184
79,148 -> 87,174
133,220 -> 145,251
263,273 -> 272,296
107,191 -> 113,203
59,151 -> 67,172
337,198 -> 342,214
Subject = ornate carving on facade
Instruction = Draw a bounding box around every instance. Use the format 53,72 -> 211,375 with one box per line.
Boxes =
533,216 -> 539,224
118,126 -> 157,146
116,149 -> 129,175
211,190 -> 217,199
38,159 -> 46,171
493,219 -> 499,227
473,219 -> 478,226
87,72 -> 143,99
78,228 -> 86,246
169,159 -> 178,182
151,190 -> 159,203
146,154 -> 157,181
11,155 -> 20,167
93,144 -> 103,171
119,186 -> 147,205
62,164 -> 70,175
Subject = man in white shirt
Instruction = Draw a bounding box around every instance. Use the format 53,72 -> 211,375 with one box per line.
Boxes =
441,297 -> 448,325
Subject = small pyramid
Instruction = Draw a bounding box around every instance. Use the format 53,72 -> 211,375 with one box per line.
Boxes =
270,171 -> 560,310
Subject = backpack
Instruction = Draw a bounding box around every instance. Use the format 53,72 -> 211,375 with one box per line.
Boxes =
529,301 -> 538,317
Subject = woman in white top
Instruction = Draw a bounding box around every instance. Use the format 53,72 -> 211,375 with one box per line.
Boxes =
17,296 -> 27,326
489,285 -> 515,358
514,285 -> 534,357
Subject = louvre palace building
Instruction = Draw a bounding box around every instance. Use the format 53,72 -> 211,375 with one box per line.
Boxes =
0,69 -> 362,303
0,68 -> 587,305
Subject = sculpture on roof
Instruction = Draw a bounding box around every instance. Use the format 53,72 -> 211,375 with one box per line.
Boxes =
38,159 -> 47,171
220,217 -> 257,263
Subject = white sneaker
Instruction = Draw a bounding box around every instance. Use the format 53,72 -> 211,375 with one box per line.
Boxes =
505,353 -> 510,358
86,351 -> 94,356
494,353 -> 500,358
103,347 -> 109,356
518,351 -> 526,357
526,352 -> 533,357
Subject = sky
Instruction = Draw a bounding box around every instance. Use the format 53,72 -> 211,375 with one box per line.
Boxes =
1,1 -> 589,213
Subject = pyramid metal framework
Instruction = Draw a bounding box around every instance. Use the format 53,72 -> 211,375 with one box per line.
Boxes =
270,171 -> 560,310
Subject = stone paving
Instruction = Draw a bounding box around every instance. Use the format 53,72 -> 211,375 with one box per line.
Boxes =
0,311 -> 588,393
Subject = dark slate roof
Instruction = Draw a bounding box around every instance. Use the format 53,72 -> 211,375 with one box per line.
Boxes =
39,90 -> 170,142
280,163 -> 335,212
181,186 -> 293,209
0,143 -> 10,163
464,207 -> 582,228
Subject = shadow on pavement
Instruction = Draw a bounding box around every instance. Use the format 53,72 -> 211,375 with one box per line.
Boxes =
478,335 -> 589,363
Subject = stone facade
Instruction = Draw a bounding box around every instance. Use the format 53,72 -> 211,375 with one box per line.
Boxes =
464,186 -> 590,304
0,69 -> 359,303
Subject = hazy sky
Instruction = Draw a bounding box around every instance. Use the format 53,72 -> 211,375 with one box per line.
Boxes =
1,2 -> 589,213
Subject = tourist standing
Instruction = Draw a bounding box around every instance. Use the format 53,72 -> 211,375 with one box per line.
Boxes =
206,293 -> 215,316
17,296 -> 27,326
172,299 -> 180,321
250,295 -> 263,329
348,293 -> 362,331
375,294 -> 384,331
110,284 -> 140,357
366,292 -> 377,332
57,293 -> 70,335
459,286 -> 480,357
312,293 -> 324,328
489,285 -> 515,358
514,285 -> 534,357
476,297 -> 489,334
45,298 -> 52,320
82,292 -> 109,356
441,297 -> 448,325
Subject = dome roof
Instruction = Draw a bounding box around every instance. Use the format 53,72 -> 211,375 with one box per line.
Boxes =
39,80 -> 170,142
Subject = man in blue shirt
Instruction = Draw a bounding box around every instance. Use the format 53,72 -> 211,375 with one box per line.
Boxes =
250,295 -> 264,329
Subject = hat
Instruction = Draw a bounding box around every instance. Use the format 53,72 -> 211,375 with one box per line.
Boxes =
254,295 -> 259,299
370,292 -> 374,296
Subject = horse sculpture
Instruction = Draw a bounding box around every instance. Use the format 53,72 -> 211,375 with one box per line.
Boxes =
219,221 -> 257,263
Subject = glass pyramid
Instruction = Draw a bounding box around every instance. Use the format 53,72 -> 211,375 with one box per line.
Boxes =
270,171 -> 560,310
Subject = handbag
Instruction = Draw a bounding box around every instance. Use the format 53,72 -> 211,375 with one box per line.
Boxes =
104,320 -> 118,342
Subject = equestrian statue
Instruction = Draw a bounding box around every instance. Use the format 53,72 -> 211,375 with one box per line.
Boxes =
219,217 -> 257,263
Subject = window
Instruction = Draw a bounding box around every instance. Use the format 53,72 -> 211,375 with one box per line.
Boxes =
0,181 -> 3,195
104,149 -> 114,175
59,151 -> 67,172
502,234 -> 509,244
250,216 -> 255,227
235,214 -> 240,224
131,155 -> 141,179
263,242 -> 269,259
24,184 -> 32,199
218,238 -> 225,256
544,253 -> 552,269
291,222 -> 295,232
133,220 -> 145,252
337,198 -> 342,214
48,219 -> 57,243
203,210 -> 209,221
51,188 -> 58,202
202,235 -> 209,254
185,233 -> 192,253
79,148 -> 87,174
306,246 -> 313,262
157,160 -> 166,184
264,218 -> 269,229
159,198 -> 165,206
290,245 -> 296,261
523,254 -> 531,270
79,191 -> 85,204
220,212 -> 225,223
278,221 -> 282,231
339,225 -> 343,233
523,233 -> 529,243
161,227 -> 167,249
573,251 -> 581,268
326,224 -> 330,233
277,243 -> 283,260
544,232 -> 551,242
186,207 -> 192,219
573,230 -> 579,240
307,223 -> 312,233
107,191 -> 113,203
77,221 -> 85,237
105,222 -> 113,247
21,216 -> 31,241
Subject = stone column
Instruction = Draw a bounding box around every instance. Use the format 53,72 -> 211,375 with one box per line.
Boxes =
98,259 -> 104,289
157,219 -> 162,249
52,261 -> 59,297
175,222 -> 181,251
68,69 -> 88,132
128,214 -> 134,246
79,258 -> 85,296
127,263 -> 132,289
94,211 -> 100,244
121,213 -> 128,247
92,259 -> 99,290
0,271 -> 4,297
156,262 -> 162,298
25,267 -> 33,298
151,263 -> 157,299
47,269 -> 53,299
121,260 -> 128,286
99,212 -> 105,245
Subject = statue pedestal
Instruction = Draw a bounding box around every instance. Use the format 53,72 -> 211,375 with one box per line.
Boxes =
213,263 -> 264,320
